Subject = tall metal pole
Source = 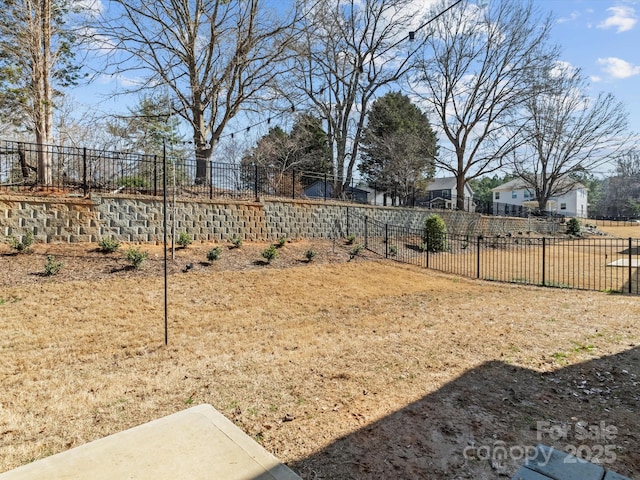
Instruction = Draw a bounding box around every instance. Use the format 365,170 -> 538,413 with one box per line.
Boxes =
163,139 -> 168,346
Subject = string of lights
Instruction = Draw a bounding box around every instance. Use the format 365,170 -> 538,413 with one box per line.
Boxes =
215,0 -> 465,142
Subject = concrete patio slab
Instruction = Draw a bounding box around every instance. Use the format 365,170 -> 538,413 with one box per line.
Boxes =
0,404 -> 301,480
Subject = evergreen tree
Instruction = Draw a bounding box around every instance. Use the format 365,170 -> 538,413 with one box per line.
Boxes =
359,92 -> 437,206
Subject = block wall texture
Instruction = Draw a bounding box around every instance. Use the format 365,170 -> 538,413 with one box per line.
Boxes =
0,194 -> 560,244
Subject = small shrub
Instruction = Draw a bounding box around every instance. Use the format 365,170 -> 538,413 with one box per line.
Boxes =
276,236 -> 287,248
177,232 -> 193,248
98,237 -> 120,253
566,217 -> 581,236
230,235 -> 243,248
9,231 -> 34,253
305,249 -> 316,262
125,247 -> 149,269
422,214 -> 448,252
262,244 -> 278,263
389,245 -> 398,257
44,255 -> 63,276
345,234 -> 356,245
207,246 -> 222,262
349,244 -> 363,257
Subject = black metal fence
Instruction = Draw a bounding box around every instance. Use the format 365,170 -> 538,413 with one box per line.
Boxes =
0,139 -> 376,203
351,214 -> 640,295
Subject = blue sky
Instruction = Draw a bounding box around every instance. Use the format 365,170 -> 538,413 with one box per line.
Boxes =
538,0 -> 640,135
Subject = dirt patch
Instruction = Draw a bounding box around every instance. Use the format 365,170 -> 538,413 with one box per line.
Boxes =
0,240 -> 639,479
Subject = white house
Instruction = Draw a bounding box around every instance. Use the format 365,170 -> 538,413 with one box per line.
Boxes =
491,178 -> 588,218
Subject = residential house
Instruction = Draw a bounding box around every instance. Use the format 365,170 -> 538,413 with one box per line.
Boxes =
491,178 -> 588,218
416,177 -> 475,212
303,180 -> 369,204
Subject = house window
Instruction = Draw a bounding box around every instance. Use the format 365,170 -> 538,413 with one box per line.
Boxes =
524,191 -> 529,198
495,192 -> 500,200
560,203 -> 567,210
512,191 -> 517,199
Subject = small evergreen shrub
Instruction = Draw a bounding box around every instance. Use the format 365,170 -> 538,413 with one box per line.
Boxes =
345,234 -> 356,245
9,231 -> 34,253
44,255 -> 63,276
305,249 -> 316,262
389,245 -> 398,257
207,246 -> 222,262
349,244 -> 363,257
230,235 -> 243,248
98,237 -> 120,253
262,244 -> 278,263
422,215 -> 448,252
276,236 -> 287,248
177,232 -> 193,248
125,247 -> 149,269
566,217 -> 581,236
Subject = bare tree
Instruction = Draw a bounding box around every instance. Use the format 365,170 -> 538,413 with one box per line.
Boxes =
287,0 -> 424,197
0,0 -> 85,184
414,0 -> 558,210
96,0 -> 298,184
512,63 -> 630,212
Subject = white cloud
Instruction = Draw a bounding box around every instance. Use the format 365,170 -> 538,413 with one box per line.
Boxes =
597,6 -> 637,33
590,75 -> 602,83
598,57 -> 640,78
557,10 -> 580,24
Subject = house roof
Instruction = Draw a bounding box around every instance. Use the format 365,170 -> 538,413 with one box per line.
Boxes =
426,177 -> 473,194
492,177 -> 586,192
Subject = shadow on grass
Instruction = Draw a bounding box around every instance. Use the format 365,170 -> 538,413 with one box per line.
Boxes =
291,347 -> 640,480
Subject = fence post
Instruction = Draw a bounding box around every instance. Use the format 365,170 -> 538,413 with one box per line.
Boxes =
385,224 -> 389,258
292,169 -> 296,199
542,237 -> 546,286
153,154 -> 158,197
364,216 -> 368,249
324,173 -> 327,201
629,237 -> 633,294
346,207 -> 350,237
254,165 -> 259,201
82,147 -> 88,196
209,159 -> 213,200
476,236 -> 481,279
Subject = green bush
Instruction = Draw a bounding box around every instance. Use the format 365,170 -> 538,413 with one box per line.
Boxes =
276,236 -> 287,248
177,232 -> 193,248
566,217 -> 581,236
349,244 -> 363,257
98,237 -> 121,253
125,247 -> 149,269
389,245 -> 398,257
44,255 -> 63,276
230,235 -> 243,248
207,246 -> 222,262
262,244 -> 278,263
305,249 -> 316,262
345,234 -> 356,245
119,176 -> 149,188
422,215 -> 448,252
9,231 -> 34,253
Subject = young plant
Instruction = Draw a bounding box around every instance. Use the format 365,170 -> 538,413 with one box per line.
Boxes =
349,243 -> 363,258
305,249 -> 316,262
207,246 -> 223,262
177,232 -> 193,248
389,245 -> 398,257
44,255 -> 63,276
9,231 -> 34,253
566,217 -> 581,236
345,233 -> 356,245
261,244 -> 278,263
125,247 -> 149,270
98,237 -> 121,253
230,235 -> 243,248
276,236 -> 287,248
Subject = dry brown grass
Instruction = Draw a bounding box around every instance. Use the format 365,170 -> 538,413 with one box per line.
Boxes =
1,240 -> 639,478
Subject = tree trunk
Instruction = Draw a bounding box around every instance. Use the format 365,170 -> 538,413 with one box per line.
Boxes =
456,175 -> 466,211
35,0 -> 53,186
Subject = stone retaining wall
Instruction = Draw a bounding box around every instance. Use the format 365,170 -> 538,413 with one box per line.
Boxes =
0,194 -> 560,244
